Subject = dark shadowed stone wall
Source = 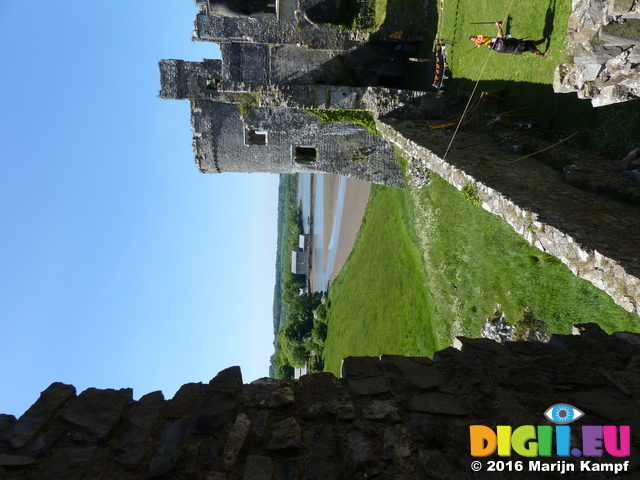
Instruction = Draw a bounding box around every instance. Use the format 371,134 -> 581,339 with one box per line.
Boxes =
2,324 -> 640,479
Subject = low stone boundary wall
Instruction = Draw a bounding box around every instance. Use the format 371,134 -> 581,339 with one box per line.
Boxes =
1,324 -> 640,479
377,118 -> 640,316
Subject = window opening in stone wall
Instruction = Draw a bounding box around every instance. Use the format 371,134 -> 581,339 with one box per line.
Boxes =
245,129 -> 267,146
197,77 -> 220,92
264,1 -> 276,14
294,146 -> 317,164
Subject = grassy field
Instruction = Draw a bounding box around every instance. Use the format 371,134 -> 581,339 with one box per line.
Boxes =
320,0 -> 640,376
438,0 -> 640,155
323,174 -> 640,376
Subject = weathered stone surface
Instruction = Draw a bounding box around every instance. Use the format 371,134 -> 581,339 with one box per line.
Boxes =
147,418 -> 190,478
266,417 -> 302,451
380,355 -> 442,393
194,367 -> 243,436
166,382 -> 203,419
10,382 -> 76,448
404,392 -> 468,416
362,400 -> 400,421
243,378 -> 294,408
223,413 -> 251,471
0,453 -> 36,466
30,427 -> 65,457
304,427 -> 343,480
114,390 -> 164,468
60,387 -> 131,442
39,446 -> 96,480
341,357 -> 388,395
383,425 -> 411,461
347,421 -> 374,472
297,373 -> 354,420
409,414 -> 446,449
243,455 -> 272,480
280,458 -> 299,480
4,334 -> 640,478
554,0 -> 640,106
0,414 -> 16,442
209,366 -> 243,395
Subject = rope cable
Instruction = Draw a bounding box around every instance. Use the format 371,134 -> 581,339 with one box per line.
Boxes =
442,0 -> 518,160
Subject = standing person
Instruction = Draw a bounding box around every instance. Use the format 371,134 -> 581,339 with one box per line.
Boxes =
470,21 -> 549,58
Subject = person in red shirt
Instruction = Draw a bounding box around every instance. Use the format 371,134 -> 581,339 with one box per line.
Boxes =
470,22 -> 549,58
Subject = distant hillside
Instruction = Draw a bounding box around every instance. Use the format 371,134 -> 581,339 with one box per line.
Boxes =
270,174 -> 305,377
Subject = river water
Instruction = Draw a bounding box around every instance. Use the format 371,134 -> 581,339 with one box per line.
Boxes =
297,173 -> 347,292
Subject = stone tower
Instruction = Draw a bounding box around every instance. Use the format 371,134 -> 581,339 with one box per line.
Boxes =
158,0 -> 448,188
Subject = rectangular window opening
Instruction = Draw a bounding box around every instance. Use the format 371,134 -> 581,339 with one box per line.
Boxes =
245,129 -> 267,146
294,146 -> 317,163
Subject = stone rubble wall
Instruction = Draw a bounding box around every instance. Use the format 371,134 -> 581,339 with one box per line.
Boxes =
376,118 -> 640,316
193,14 -> 365,51
553,0 -> 640,106
2,323 -> 640,479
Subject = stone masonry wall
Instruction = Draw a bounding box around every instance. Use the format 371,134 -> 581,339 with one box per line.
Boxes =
376,118 -> 640,317
553,0 -> 640,106
2,323 -> 640,479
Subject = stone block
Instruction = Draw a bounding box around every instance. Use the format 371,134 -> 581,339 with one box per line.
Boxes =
146,418 -> 190,478
223,413 -> 251,471
382,425 -> 411,461
612,0 -> 635,14
600,19 -> 640,46
362,400 -> 400,421
341,357 -> 388,395
347,421 -> 374,472
166,383 -> 204,419
0,454 -> 36,466
243,378 -> 294,408
10,382 -> 76,449
243,455 -> 273,480
266,417 -> 302,451
39,446 -> 96,480
304,427 -> 342,480
404,392 -> 468,416
380,355 -> 442,392
0,414 -> 16,442
209,366 -> 243,395
297,373 -> 354,420
30,427 -> 65,457
409,414 -> 446,449
113,391 -> 164,468
60,388 -> 132,442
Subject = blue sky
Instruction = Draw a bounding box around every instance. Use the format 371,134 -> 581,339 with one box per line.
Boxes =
0,1 -> 279,417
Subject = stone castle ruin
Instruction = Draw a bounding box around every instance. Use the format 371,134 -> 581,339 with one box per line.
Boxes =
159,0 -> 640,316
159,0 -> 450,188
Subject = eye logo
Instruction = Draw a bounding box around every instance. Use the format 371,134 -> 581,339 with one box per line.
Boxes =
544,404 -> 584,424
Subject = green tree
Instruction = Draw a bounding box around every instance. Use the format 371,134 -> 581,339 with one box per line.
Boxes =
275,364 -> 295,379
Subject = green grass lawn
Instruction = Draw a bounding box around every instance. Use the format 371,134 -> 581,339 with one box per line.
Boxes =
438,0 -> 640,155
321,0 -> 640,377
323,175 -> 640,376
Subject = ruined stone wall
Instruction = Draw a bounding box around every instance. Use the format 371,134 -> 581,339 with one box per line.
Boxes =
2,323 -> 640,479
376,118 -> 640,316
190,100 -> 405,187
193,14 -> 362,50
